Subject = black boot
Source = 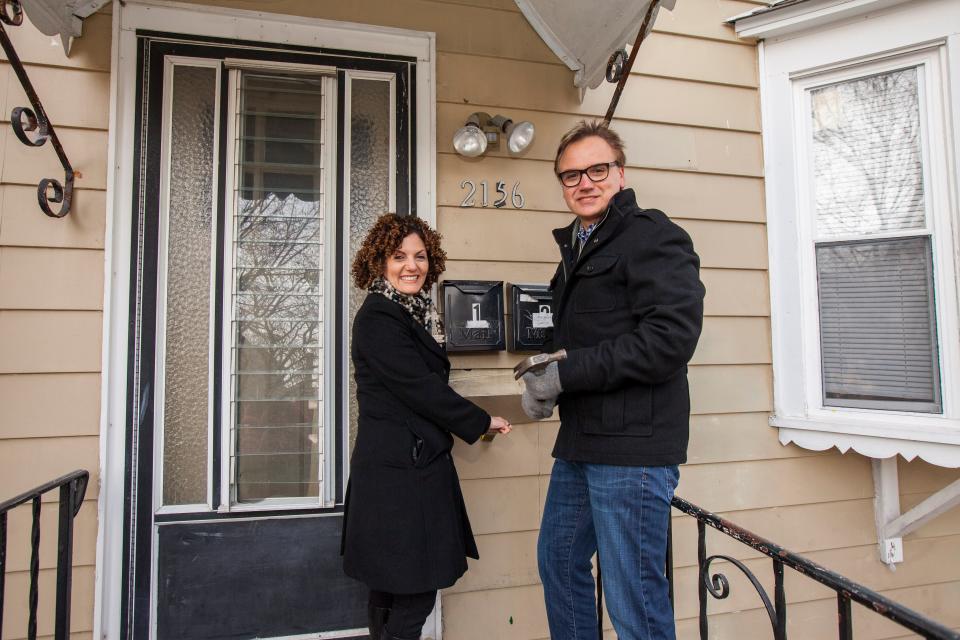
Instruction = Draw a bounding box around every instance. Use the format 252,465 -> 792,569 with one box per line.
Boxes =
380,629 -> 418,640
367,605 -> 390,639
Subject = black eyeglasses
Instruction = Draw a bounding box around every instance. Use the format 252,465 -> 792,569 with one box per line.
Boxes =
557,161 -> 620,188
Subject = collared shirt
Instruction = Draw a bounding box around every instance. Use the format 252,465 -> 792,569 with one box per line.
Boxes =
570,210 -> 610,264
576,221 -> 599,245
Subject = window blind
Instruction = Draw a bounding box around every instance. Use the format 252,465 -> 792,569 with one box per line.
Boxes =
816,237 -> 941,412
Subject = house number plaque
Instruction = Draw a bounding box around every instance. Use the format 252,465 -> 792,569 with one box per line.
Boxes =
459,179 -> 524,209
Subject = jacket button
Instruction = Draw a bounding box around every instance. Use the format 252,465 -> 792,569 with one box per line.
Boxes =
593,238 -> 599,243
586,265 -> 594,272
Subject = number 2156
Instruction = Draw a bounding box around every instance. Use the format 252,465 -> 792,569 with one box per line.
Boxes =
460,180 -> 524,209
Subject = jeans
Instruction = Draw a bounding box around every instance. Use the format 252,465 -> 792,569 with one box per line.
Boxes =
538,459 -> 679,640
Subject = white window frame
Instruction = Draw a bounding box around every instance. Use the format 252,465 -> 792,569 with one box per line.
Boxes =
340,68 -> 398,500
795,47 -> 953,418
153,56 -> 223,517
99,2 -> 438,638
742,0 -> 960,466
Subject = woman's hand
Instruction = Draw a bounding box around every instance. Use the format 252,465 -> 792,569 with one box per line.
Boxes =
487,416 -> 512,435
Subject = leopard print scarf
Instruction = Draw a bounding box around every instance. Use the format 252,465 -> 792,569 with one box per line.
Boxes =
368,277 -> 441,340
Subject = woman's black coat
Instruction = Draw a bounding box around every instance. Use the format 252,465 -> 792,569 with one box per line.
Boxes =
341,293 -> 490,594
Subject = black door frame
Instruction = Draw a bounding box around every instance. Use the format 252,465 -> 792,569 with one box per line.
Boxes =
122,32 -> 414,638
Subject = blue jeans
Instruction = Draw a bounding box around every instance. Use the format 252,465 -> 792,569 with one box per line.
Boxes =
538,460 -> 679,640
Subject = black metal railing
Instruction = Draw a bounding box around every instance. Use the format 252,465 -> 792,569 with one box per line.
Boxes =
0,470 -> 89,640
598,495 -> 959,638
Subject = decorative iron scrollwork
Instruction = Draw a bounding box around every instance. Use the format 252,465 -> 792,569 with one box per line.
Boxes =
0,0 -> 22,26
701,554 -> 780,633
605,49 -> 627,84
0,0 -> 74,218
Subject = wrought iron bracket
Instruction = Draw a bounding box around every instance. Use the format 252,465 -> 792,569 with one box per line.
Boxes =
602,0 -> 660,126
0,0 -> 74,218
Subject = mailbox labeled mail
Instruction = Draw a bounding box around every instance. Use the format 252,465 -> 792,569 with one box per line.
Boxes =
508,283 -> 553,352
442,280 -> 505,352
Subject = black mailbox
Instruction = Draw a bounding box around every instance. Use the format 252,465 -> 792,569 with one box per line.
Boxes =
441,280 -> 505,352
509,283 -> 553,352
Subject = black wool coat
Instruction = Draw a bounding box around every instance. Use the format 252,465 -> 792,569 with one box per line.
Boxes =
550,188 -> 706,466
341,293 -> 490,594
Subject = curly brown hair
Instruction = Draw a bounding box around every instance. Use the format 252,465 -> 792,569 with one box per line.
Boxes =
351,213 -> 447,289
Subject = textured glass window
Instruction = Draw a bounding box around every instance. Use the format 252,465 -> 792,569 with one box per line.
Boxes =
808,66 -> 941,413
347,78 -> 392,454
232,73 -> 327,502
162,65 -> 216,506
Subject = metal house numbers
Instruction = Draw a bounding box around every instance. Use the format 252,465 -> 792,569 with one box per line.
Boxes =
459,179 -> 524,209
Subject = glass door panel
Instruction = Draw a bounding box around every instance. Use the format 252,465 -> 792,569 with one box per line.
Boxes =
345,74 -> 395,455
228,71 -> 335,505
158,62 -> 218,508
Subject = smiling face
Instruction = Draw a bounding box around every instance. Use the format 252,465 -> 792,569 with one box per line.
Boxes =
557,135 -> 625,226
383,232 -> 429,295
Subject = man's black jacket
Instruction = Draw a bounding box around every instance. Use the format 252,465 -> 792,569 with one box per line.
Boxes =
549,188 -> 705,466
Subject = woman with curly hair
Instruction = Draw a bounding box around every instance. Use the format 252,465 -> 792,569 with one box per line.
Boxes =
341,213 -> 511,640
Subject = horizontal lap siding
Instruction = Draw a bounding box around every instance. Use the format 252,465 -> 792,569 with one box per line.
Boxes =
190,1 -> 792,636
0,1 -> 952,639
410,0 -> 960,637
0,9 -> 110,640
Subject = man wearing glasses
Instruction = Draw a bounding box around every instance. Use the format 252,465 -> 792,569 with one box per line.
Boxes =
520,121 -> 705,639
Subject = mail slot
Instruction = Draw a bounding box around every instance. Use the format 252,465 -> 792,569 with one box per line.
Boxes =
441,280 -> 506,352
508,283 -> 553,352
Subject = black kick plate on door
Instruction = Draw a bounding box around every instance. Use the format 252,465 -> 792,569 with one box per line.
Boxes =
157,515 -> 366,638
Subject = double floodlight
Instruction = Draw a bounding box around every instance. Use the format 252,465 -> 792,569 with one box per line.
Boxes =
452,112 -> 536,158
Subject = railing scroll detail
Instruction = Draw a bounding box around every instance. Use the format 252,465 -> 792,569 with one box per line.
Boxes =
0,0 -> 75,218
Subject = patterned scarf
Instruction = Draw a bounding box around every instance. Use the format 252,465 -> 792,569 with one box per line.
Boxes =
368,276 -> 441,339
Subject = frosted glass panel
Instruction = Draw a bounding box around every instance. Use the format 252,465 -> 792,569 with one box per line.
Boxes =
232,73 -> 327,503
162,65 -> 216,506
348,78 -> 392,453
810,68 -> 925,238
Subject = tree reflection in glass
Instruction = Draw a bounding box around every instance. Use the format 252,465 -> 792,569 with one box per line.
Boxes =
232,73 -> 326,502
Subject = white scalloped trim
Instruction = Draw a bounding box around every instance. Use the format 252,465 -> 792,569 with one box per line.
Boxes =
778,427 -> 960,468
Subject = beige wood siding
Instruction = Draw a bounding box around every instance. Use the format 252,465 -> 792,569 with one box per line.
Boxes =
187,0 -> 960,637
425,0 -> 960,638
2,1 -> 956,639
0,8 -> 110,639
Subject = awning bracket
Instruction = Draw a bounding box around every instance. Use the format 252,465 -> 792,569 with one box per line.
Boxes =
0,0 -> 75,218
602,0 -> 659,126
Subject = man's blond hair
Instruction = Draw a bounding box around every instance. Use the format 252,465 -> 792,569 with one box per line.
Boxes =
554,120 -> 627,175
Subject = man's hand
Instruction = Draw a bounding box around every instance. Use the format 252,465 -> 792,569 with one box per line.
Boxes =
521,361 -> 562,400
522,389 -> 555,420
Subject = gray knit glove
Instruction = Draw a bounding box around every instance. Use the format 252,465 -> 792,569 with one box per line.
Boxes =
521,361 -> 563,400
522,388 -> 555,420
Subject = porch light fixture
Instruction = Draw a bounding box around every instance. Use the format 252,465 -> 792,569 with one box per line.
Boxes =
452,112 -> 535,157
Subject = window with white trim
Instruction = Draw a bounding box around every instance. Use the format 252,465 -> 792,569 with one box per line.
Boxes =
801,61 -> 942,414
749,5 -> 960,463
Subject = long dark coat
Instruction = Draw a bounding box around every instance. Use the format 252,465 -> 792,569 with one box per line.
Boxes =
549,188 -> 706,467
341,293 -> 490,594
